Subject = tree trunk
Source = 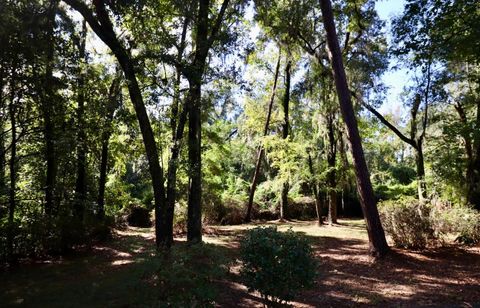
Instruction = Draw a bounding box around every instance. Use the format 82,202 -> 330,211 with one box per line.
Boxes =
415,140 -> 426,200
320,0 -> 389,257
43,0 -> 59,216
245,51 -> 282,222
467,100 -> 480,209
97,77 -> 121,219
308,152 -> 322,225
7,82 -> 17,263
163,66 -> 188,247
280,60 -> 291,220
64,0 -> 167,248
187,81 -> 202,243
0,67 -> 6,219
74,20 -> 87,226
326,114 -> 337,224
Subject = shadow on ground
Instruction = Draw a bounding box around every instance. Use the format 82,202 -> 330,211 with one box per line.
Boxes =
1,219 -> 479,307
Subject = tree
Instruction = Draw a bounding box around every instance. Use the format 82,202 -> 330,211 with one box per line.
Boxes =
245,50 -> 281,222
319,0 -> 389,257
63,0 -> 167,247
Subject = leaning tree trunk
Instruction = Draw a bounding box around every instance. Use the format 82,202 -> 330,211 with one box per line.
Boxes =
319,0 -> 389,257
280,60 -> 291,221
245,51 -> 282,222
64,0 -> 167,248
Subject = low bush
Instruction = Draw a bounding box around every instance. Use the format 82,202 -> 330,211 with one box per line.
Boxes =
121,204 -> 151,228
430,203 -> 480,245
379,198 -> 480,248
240,227 -> 317,306
379,198 -> 435,249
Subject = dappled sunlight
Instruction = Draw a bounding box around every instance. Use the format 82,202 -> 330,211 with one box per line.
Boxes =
2,221 -> 479,307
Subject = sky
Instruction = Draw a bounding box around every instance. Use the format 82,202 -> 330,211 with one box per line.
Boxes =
83,0 -> 409,115
375,0 -> 408,114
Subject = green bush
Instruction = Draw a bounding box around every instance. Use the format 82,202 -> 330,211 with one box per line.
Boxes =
240,227 -> 317,305
379,198 -> 435,249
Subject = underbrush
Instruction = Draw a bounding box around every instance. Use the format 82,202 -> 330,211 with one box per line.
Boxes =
240,227 -> 317,306
379,197 -> 480,249
138,243 -> 233,307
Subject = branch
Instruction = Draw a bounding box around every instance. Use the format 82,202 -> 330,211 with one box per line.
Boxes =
206,0 -> 230,51
351,91 -> 418,149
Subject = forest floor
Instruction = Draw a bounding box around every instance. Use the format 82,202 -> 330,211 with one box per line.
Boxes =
1,218 -> 480,307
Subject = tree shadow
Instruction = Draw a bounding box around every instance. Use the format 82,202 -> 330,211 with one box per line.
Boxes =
1,223 -> 479,307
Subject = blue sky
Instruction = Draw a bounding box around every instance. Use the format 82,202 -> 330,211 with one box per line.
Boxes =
375,0 -> 408,114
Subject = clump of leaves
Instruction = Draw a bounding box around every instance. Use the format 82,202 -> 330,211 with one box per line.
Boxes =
240,227 -> 317,306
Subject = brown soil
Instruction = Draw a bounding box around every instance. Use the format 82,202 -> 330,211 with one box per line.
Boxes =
1,219 -> 479,307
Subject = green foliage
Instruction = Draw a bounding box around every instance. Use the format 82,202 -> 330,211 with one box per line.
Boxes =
240,227 -> 317,305
374,181 -> 417,200
154,244 -> 232,306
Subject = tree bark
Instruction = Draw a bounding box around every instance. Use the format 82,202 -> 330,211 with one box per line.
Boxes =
185,0 -> 229,243
43,0 -> 59,216
319,0 -> 389,257
245,51 -> 282,222
97,77 -> 121,219
64,0 -> 167,248
74,20 -> 87,226
280,60 -> 291,220
6,77 -> 17,263
0,67 -> 6,219
308,152 -> 323,225
326,113 -> 337,224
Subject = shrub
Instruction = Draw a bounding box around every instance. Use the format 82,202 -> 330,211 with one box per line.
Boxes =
430,203 -> 480,245
121,204 -> 151,228
379,198 -> 480,248
379,198 -> 435,249
239,227 -> 317,305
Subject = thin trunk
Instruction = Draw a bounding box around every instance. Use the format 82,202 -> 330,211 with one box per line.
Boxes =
280,60 -> 291,220
245,51 -> 282,222
163,70 -> 188,247
7,81 -> 17,263
74,20 -> 87,225
97,77 -> 121,219
308,152 -> 322,225
0,67 -> 6,218
326,114 -> 337,224
320,0 -> 389,257
43,0 -> 59,216
160,17 -> 189,247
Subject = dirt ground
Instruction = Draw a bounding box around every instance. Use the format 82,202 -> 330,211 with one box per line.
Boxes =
1,219 -> 479,307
